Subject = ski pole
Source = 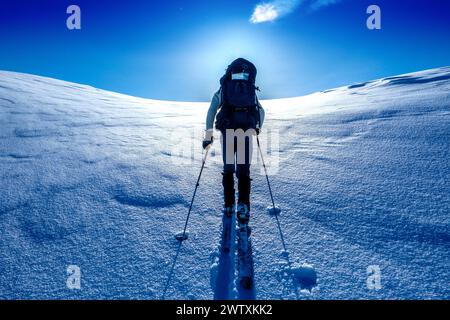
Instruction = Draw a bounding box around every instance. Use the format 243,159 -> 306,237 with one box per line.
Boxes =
256,135 -> 299,299
256,136 -> 277,213
162,146 -> 210,299
256,135 -> 287,251
176,145 -> 210,241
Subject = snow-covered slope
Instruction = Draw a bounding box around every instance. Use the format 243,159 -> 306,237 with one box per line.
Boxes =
0,67 -> 449,299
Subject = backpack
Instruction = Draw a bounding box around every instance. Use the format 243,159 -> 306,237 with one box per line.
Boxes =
215,58 -> 260,131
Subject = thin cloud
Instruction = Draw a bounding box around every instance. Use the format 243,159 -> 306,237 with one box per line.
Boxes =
309,0 -> 341,11
250,0 -> 342,23
250,0 -> 302,24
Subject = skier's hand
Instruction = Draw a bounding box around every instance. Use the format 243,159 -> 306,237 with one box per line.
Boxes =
255,128 -> 260,135
202,130 -> 214,149
202,138 -> 213,150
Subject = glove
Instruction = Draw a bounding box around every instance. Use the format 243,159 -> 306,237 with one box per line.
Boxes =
255,128 -> 260,135
202,138 -> 213,150
202,130 -> 214,149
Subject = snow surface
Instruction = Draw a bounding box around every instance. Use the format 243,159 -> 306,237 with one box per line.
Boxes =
0,67 -> 449,299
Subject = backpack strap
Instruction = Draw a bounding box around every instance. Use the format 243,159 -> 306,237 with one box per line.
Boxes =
219,87 -> 224,108
256,95 -> 262,129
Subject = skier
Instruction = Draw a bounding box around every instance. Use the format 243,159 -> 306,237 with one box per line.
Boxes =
202,58 -> 265,224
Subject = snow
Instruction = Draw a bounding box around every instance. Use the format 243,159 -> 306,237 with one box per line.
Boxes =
0,67 -> 449,299
290,263 -> 318,293
267,205 -> 281,216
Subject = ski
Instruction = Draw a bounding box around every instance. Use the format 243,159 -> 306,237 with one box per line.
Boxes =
214,207 -> 236,300
221,208 -> 234,253
237,220 -> 254,290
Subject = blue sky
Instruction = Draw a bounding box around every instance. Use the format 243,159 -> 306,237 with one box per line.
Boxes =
0,0 -> 449,101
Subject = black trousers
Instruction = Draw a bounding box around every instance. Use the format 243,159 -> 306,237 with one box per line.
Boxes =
221,130 -> 253,208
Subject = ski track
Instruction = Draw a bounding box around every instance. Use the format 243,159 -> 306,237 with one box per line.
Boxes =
213,213 -> 236,300
213,212 -> 257,300
236,234 -> 256,300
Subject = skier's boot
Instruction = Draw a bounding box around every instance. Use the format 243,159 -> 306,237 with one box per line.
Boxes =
222,172 -> 235,217
223,204 -> 235,217
237,202 -> 250,224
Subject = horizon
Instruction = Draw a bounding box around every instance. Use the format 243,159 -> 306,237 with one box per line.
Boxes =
1,65 -> 449,103
1,0 -> 449,101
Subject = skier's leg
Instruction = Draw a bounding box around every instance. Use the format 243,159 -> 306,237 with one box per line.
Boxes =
237,173 -> 251,207
236,171 -> 250,223
221,131 -> 236,214
222,172 -> 235,208
236,135 -> 252,223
